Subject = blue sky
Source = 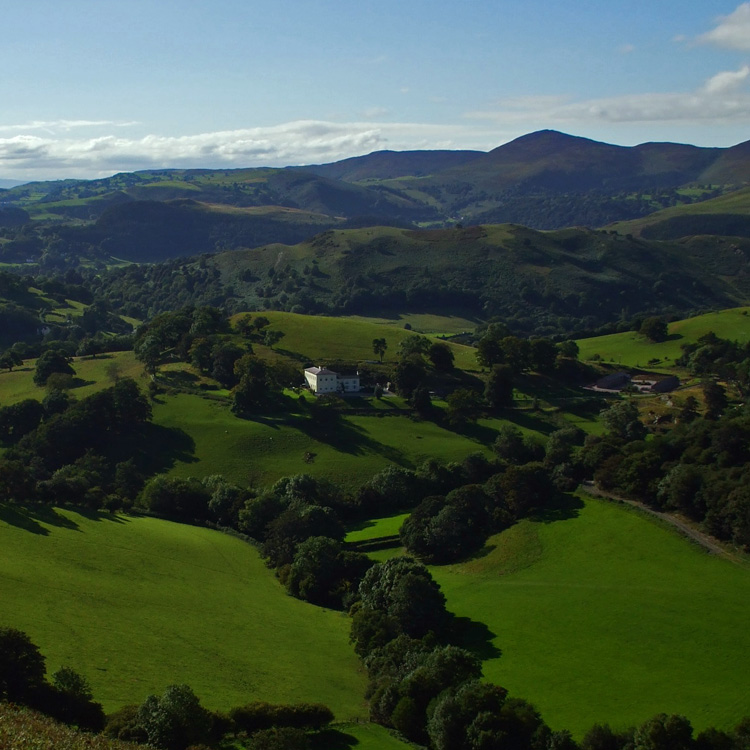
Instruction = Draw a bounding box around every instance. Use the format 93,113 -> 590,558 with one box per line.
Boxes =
2,1 -> 750,180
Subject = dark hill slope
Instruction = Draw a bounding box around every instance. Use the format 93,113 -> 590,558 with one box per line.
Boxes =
433,131 -> 723,192
90,224 -> 750,335
301,149 -> 485,181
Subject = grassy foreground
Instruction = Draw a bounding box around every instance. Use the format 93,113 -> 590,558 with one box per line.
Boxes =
432,495 -> 750,737
0,506 -> 366,718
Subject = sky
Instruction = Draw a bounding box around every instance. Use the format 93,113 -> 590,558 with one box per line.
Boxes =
2,0 -> 750,181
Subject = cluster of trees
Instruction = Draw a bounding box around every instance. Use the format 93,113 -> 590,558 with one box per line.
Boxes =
586,403 -> 750,549
349,557 -> 560,748
677,331 -> 750,399
106,685 -> 333,749
0,378 -> 152,509
0,627 -> 105,732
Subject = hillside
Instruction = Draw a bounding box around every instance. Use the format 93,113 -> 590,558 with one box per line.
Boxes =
3,131 -> 750,269
432,495 -> 750,736
610,186 -> 750,240
88,223 -> 750,335
0,507 -> 366,716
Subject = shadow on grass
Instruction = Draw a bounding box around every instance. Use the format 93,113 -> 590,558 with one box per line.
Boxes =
115,423 -> 198,475
288,414 -> 409,466
529,493 -> 584,524
66,507 -> 130,525
0,503 -> 80,535
451,615 -> 501,660
311,728 -> 358,750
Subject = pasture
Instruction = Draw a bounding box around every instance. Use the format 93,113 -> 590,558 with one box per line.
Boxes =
432,495 -> 750,737
0,506 -> 366,718
151,391 -> 499,488
231,310 -> 479,370
576,306 -> 750,367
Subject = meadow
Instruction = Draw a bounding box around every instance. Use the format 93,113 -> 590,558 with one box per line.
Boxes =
432,494 -> 750,737
576,306 -> 750,368
232,310 -> 479,370
0,505 -> 366,718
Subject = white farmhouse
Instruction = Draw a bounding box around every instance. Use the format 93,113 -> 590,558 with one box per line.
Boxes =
304,366 -> 360,395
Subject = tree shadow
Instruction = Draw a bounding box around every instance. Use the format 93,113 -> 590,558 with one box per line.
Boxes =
450,615 -> 502,660
529,493 -> 584,524
0,503 -> 81,534
123,423 -> 199,474
463,541 -> 497,561
288,414 -> 409,465
66,507 -> 130,525
311,728 -> 358,750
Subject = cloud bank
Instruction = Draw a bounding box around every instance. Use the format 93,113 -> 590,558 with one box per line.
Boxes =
699,3 -> 750,50
0,120 -> 503,181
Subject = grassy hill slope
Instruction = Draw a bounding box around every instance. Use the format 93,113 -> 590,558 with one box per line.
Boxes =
576,306 -> 750,367
433,495 -> 750,737
610,187 -> 750,239
0,507 -> 366,717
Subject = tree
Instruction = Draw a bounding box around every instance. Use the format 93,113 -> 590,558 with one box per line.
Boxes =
702,380 -> 727,420
264,329 -> 285,349
392,355 -> 426,398
134,334 -> 162,375
357,557 -> 450,639
0,349 -> 22,371
372,337 -> 388,362
445,388 -> 482,426
557,340 -> 580,360
530,338 -> 558,373
33,349 -> 75,386
640,317 -> 669,343
600,400 -> 646,441
399,334 -> 431,358
485,364 -> 514,411
136,684 -> 213,750
0,627 -> 46,702
428,342 -> 454,372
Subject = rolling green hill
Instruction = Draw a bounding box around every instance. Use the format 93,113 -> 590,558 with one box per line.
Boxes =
576,306 -> 750,367
0,507 -> 366,717
432,494 -> 750,737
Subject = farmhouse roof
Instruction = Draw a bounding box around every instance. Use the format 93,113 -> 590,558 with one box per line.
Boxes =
305,366 -> 337,376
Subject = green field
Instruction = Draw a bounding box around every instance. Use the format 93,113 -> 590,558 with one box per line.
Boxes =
576,306 -> 750,367
345,512 -> 410,543
0,506 -> 366,718
233,310 -> 479,370
432,495 -> 750,737
152,392 -> 499,488
0,352 -> 143,407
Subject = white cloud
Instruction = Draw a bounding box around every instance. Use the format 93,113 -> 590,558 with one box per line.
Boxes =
466,66 -> 750,125
702,64 -> 750,93
618,43 -> 635,54
698,3 -> 750,50
0,119 -> 500,180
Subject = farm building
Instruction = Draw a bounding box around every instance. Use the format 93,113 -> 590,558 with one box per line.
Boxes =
304,366 -> 361,395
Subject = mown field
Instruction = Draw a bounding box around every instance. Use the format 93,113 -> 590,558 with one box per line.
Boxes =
576,306 -> 750,368
0,506 -> 366,717
431,495 -> 750,737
